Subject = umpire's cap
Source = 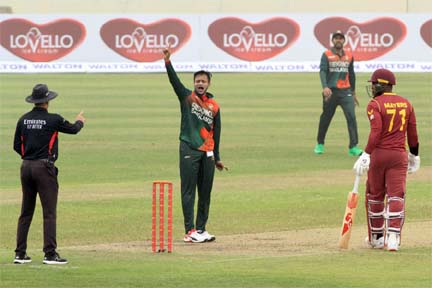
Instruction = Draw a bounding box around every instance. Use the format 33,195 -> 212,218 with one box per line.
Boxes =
331,30 -> 345,40
26,84 -> 58,103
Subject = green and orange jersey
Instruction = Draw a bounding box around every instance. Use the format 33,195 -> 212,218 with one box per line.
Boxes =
165,61 -> 221,161
320,48 -> 355,91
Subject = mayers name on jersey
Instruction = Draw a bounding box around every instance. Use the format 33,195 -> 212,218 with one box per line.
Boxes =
191,102 -> 213,125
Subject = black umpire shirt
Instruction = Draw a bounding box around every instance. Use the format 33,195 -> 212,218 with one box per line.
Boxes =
14,107 -> 84,162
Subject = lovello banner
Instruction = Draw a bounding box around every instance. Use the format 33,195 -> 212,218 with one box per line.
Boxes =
0,18 -> 86,62
314,17 -> 407,61
420,19 -> 432,48
0,14 -> 430,73
208,17 -> 300,61
100,18 -> 191,62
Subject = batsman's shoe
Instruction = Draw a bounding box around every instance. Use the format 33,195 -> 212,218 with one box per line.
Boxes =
183,229 -> 196,243
314,144 -> 324,154
386,232 -> 400,252
198,230 -> 216,242
365,235 -> 384,249
189,230 -> 208,243
349,146 -> 363,156
13,253 -> 32,264
43,252 -> 68,265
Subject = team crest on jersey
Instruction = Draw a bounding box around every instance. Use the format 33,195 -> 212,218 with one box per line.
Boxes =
208,103 -> 214,110
368,108 -> 375,120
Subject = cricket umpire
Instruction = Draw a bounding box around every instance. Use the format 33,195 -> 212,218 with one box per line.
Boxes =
13,84 -> 85,264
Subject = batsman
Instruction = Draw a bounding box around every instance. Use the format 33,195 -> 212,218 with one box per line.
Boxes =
354,68 -> 420,251
162,47 -> 226,244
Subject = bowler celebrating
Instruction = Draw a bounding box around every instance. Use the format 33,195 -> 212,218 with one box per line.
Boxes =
162,47 -> 225,243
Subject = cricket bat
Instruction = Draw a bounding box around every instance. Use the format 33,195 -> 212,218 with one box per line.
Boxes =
338,174 -> 361,249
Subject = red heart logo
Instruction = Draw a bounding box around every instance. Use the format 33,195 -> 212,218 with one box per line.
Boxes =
208,17 -> 300,61
314,17 -> 407,61
100,18 -> 191,62
0,18 -> 86,62
420,19 -> 432,48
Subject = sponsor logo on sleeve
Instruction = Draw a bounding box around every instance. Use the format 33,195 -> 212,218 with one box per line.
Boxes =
420,19 -> 432,48
208,17 -> 300,61
0,18 -> 86,62
314,17 -> 407,61
100,18 -> 191,62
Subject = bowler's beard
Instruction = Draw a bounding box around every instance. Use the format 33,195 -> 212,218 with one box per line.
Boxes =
334,42 -> 344,50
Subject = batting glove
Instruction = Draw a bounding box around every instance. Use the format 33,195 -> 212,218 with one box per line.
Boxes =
353,152 -> 370,176
408,153 -> 420,174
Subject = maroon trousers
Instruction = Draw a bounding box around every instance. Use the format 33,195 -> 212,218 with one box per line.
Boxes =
15,160 -> 59,256
366,148 -> 407,234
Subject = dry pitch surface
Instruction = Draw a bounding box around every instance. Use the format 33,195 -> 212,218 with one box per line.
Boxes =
69,221 -> 431,257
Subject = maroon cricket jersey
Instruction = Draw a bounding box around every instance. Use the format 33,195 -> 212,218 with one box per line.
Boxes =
365,92 -> 418,154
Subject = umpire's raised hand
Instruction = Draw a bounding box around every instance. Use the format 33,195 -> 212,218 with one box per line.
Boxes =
76,111 -> 86,123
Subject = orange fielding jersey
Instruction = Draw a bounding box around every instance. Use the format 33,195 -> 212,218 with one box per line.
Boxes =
365,92 -> 418,154
321,49 -> 354,89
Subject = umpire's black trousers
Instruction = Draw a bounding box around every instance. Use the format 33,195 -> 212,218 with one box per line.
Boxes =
15,160 -> 59,256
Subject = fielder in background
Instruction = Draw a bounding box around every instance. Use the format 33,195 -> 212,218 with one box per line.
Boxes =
354,69 -> 420,251
13,84 -> 85,264
314,30 -> 362,156
162,47 -> 225,243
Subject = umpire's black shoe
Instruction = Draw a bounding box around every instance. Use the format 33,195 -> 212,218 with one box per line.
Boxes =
13,253 -> 32,264
43,252 -> 68,265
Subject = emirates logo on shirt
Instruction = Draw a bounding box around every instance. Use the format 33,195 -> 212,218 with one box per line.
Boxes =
314,17 -> 407,61
420,19 -> 432,48
100,18 -> 191,62
208,17 -> 300,61
0,18 -> 86,62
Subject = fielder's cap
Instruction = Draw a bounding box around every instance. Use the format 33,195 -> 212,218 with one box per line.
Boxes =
332,30 -> 345,40
26,84 -> 58,103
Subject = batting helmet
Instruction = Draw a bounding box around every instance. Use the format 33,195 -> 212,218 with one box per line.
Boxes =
368,68 -> 396,85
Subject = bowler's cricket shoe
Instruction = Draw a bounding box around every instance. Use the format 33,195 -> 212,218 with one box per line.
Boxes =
13,253 -> 32,264
43,252 -> 68,265
184,229 -> 197,243
189,230 -> 208,243
183,235 -> 192,242
198,230 -> 216,242
386,232 -> 400,252
365,235 -> 384,249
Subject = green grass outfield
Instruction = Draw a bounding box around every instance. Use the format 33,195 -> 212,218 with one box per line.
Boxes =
0,73 -> 431,288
